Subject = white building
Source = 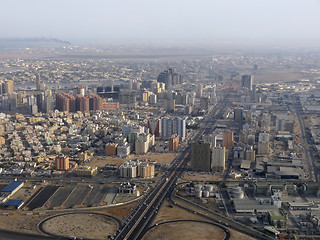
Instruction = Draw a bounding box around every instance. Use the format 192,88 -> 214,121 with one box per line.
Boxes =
117,143 -> 131,158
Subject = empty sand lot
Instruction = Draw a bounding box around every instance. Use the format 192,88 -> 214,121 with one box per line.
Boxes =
143,221 -> 225,240
41,213 -> 118,239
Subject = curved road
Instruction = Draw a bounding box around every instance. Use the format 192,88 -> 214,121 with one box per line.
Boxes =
141,219 -> 230,240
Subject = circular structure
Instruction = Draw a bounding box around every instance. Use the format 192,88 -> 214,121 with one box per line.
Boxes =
195,190 -> 202,198
232,186 -> 244,199
205,184 -> 214,192
142,220 -> 227,240
194,184 -> 203,191
203,190 -> 210,198
38,212 -> 120,240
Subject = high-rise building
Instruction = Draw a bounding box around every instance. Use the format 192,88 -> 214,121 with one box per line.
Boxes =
44,90 -> 54,113
147,118 -> 161,137
196,85 -> 203,98
234,108 -> 243,122
258,142 -> 269,155
0,81 -> 3,94
119,90 -> 137,109
164,98 -> 175,112
157,68 -> 182,89
75,95 -> 89,112
211,146 -> 226,172
105,143 -> 118,156
36,93 -> 44,112
241,74 -> 253,90
222,130 -> 234,151
56,93 -> 75,112
89,94 -> 103,111
9,93 -> 17,111
245,148 -> 256,161
55,155 -> 69,171
161,117 -> 186,141
259,132 -> 270,143
35,73 -> 41,91
169,135 -> 179,152
138,163 -> 155,178
201,134 -> 216,148
135,140 -> 148,154
200,97 -> 209,111
191,141 -> 211,172
3,80 -> 14,94
209,67 -> 214,79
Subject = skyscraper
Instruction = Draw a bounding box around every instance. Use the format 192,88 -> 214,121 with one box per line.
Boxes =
191,141 -> 211,172
36,73 -> 41,91
75,95 -> 89,112
161,117 -> 186,141
222,130 -> 234,151
211,146 -> 226,172
234,108 -> 243,122
241,74 -> 253,90
3,80 -> 14,94
157,68 -> 182,89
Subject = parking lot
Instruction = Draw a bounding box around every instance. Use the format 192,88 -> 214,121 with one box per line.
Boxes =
63,185 -> 91,208
26,185 -> 59,210
47,186 -> 75,208
84,187 -> 109,207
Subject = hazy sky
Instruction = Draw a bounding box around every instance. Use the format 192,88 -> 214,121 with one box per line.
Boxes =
1,0 -> 320,46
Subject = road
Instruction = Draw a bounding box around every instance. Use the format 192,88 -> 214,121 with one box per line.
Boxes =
112,98 -> 228,240
169,182 -> 274,240
293,95 -> 316,182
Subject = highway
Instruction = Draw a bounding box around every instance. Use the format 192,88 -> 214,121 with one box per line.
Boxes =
113,98 -> 228,240
293,95 -> 317,182
168,182 -> 274,240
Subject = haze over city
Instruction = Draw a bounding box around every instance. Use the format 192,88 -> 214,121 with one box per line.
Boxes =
2,1 -> 320,240
1,0 -> 320,47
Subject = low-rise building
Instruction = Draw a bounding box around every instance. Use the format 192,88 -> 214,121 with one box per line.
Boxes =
75,166 -> 97,177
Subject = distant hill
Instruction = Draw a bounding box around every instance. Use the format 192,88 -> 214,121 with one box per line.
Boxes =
0,37 -> 71,50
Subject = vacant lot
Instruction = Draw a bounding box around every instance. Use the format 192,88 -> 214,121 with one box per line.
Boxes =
88,152 -> 176,167
143,221 -> 225,240
41,213 -> 118,240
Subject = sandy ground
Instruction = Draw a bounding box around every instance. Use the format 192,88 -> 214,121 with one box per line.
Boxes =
99,202 -> 138,222
180,171 -> 223,182
253,68 -> 305,83
152,198 -> 255,240
0,200 -> 137,235
41,213 -> 117,239
142,221 -> 225,240
88,152 -> 177,167
0,211 -> 45,234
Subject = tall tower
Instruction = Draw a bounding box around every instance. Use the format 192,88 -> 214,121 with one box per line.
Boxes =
211,146 -> 226,172
222,130 -> 234,151
241,74 -> 253,91
3,80 -> 14,94
191,141 -> 211,172
36,73 -> 41,91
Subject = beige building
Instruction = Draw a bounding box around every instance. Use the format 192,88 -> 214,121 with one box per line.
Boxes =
222,130 -> 234,151
245,149 -> 256,161
75,166 -> 97,176
138,163 -> 155,178
135,140 -> 148,154
258,142 -> 269,155
211,146 -> 226,172
3,80 -> 14,94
